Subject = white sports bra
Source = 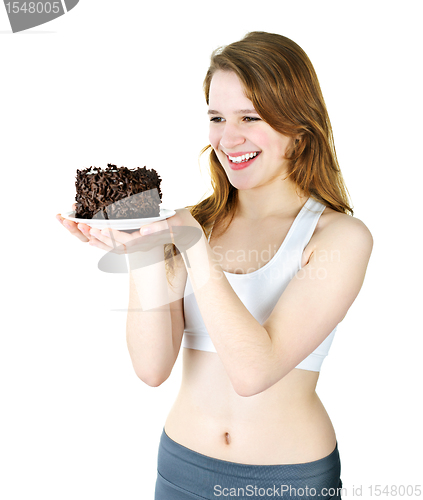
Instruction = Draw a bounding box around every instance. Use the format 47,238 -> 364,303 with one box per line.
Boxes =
181,197 -> 337,372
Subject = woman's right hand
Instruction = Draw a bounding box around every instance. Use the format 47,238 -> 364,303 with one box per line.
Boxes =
56,204 -> 172,255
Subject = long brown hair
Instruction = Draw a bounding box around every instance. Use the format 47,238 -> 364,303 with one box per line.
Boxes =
165,31 -> 353,285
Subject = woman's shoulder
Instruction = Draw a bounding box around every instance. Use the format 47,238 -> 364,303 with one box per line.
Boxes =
316,206 -> 373,253
302,205 -> 373,272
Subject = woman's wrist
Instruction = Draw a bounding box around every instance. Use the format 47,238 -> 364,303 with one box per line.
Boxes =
180,233 -> 224,291
127,245 -> 166,272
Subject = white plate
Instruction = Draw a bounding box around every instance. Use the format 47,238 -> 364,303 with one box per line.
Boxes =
61,208 -> 176,230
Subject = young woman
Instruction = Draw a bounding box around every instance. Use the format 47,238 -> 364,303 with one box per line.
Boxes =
57,32 -> 373,500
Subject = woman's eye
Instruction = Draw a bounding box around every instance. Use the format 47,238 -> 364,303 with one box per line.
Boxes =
210,116 -> 224,123
243,116 -> 260,122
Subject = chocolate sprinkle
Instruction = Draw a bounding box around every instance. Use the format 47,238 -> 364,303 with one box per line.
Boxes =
74,164 -> 162,219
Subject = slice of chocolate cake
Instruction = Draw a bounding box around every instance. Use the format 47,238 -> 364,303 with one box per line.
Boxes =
74,164 -> 162,219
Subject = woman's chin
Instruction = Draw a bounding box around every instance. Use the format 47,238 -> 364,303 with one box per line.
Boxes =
227,176 -> 259,191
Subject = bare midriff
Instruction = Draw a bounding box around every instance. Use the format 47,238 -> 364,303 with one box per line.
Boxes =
164,348 -> 337,465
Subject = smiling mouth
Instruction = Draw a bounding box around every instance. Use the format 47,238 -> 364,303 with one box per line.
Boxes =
227,152 -> 260,164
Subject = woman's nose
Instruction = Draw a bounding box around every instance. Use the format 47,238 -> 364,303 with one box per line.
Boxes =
219,123 -> 245,149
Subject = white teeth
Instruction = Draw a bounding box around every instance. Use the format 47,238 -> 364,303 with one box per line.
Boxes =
228,152 -> 259,163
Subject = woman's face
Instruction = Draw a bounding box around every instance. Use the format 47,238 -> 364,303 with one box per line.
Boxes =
208,70 -> 294,191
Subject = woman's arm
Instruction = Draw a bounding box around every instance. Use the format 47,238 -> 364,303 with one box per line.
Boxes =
126,247 -> 187,386
165,210 -> 373,397
89,225 -> 188,387
56,212 -> 187,388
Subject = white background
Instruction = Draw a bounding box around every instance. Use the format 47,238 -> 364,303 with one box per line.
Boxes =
1,1 -> 422,498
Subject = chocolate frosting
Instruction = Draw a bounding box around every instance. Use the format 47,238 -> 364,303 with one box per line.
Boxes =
74,164 -> 162,219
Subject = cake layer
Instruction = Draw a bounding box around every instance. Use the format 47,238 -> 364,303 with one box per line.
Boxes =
75,164 -> 162,219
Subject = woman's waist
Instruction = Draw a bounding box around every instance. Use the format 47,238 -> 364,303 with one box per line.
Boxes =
165,388 -> 337,465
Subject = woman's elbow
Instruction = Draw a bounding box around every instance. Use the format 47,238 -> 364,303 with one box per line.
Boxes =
231,373 -> 272,398
133,367 -> 171,388
231,366 -> 287,397
142,375 -> 167,387
232,380 -> 269,397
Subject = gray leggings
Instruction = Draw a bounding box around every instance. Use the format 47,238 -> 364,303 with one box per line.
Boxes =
155,428 -> 342,499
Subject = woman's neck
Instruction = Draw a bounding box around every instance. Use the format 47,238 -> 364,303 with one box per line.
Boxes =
235,179 -> 307,221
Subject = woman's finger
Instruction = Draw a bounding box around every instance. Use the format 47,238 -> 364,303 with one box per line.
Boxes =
89,227 -> 128,254
88,236 -> 117,252
57,214 -> 90,242
140,219 -> 169,236
100,227 -> 141,244
77,223 -> 91,237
